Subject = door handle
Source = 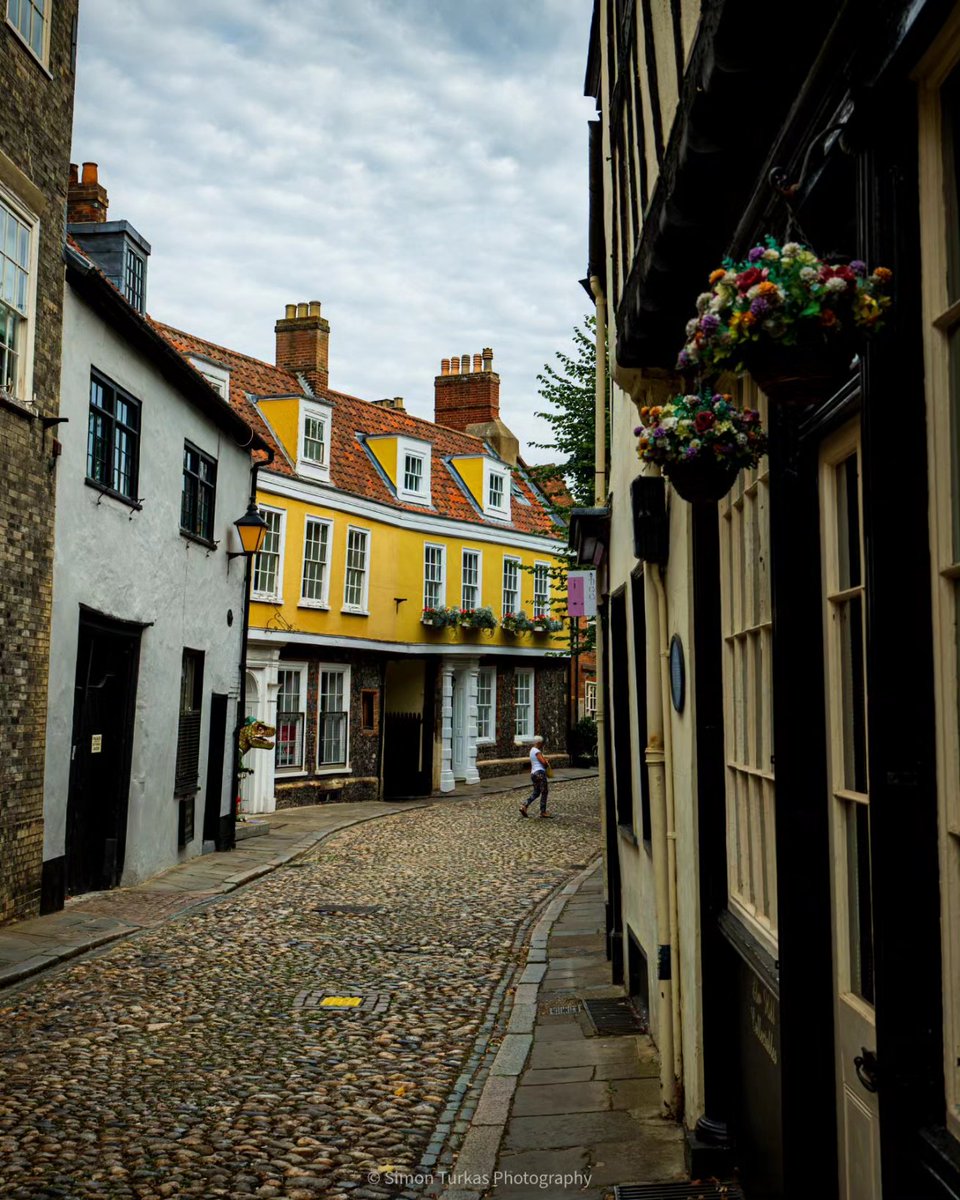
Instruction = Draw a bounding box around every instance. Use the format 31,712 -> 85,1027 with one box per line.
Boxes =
854,1047 -> 879,1093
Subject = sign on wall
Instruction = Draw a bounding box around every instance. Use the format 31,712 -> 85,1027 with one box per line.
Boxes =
567,570 -> 597,618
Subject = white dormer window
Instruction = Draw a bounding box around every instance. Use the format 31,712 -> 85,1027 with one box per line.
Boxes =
483,459 -> 510,519
188,356 -> 231,401
396,436 -> 432,504
298,399 -> 333,483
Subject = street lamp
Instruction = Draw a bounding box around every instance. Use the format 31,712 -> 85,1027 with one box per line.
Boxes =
226,503 -> 268,851
228,503 -> 269,559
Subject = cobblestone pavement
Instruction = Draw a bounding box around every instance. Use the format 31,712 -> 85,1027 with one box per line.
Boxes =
0,781 -> 600,1200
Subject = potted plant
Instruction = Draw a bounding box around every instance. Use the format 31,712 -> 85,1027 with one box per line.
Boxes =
676,238 -> 892,403
459,606 -> 497,631
421,605 -> 458,628
635,391 -> 767,504
501,611 -> 533,635
530,614 -> 564,634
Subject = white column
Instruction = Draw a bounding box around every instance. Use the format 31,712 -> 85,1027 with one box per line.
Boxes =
464,658 -> 480,784
244,643 -> 280,814
439,661 -> 455,792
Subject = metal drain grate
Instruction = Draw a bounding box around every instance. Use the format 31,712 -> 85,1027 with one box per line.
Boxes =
614,1184 -> 744,1200
583,997 -> 648,1036
293,990 -> 390,1013
313,903 -> 383,915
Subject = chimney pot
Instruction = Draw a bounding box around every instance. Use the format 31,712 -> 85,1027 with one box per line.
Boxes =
482,347 -> 494,372
441,358 -> 450,376
308,300 -> 321,317
296,302 -> 309,318
473,353 -> 482,372
69,163 -> 78,185
462,352 -> 471,374
81,162 -> 99,185
285,304 -> 297,319
67,160 -> 109,225
276,297 -> 331,390
434,341 -> 503,436
451,356 -> 460,373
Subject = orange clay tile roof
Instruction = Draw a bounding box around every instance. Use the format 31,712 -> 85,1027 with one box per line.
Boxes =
151,320 -> 562,539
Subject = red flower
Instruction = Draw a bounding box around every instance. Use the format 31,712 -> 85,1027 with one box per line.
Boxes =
834,265 -> 857,283
736,267 -> 763,292
694,411 -> 716,433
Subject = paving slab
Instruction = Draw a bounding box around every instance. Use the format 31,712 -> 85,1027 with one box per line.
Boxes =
512,1081 -> 611,1116
589,1127 -> 688,1187
505,1110 -> 641,1151
528,1037 -> 638,1069
522,1067 -> 594,1085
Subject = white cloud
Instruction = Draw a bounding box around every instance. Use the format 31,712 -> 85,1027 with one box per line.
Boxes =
72,0 -> 597,462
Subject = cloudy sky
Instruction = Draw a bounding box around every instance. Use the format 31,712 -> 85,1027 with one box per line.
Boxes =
71,0 -> 596,462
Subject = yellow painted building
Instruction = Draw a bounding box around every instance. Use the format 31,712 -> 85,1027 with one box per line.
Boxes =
159,305 -> 570,809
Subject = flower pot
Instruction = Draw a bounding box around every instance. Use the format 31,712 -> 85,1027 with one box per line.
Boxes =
664,457 -> 741,504
744,337 -> 858,405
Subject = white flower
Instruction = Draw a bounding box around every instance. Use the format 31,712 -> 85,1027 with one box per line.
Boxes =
747,284 -> 762,299
737,432 -> 748,446
660,417 -> 678,432
782,242 -> 802,257
689,438 -> 702,451
799,266 -> 818,282
825,276 -> 848,293
762,248 -> 780,261
678,419 -> 694,432
723,271 -> 737,284
686,318 -> 698,336
696,292 -> 713,313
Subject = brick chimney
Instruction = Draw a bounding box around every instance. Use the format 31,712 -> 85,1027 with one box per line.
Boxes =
434,347 -> 518,465
67,162 -> 108,224
275,301 -> 330,391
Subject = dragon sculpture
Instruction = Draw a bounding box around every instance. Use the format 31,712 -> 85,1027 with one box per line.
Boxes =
238,717 -> 276,779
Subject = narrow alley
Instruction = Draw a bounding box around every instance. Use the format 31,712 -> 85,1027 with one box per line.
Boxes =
0,781 -> 677,1200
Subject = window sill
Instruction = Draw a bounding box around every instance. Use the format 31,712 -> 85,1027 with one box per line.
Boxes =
275,768 -> 307,778
298,600 -> 330,611
476,737 -> 495,746
85,478 -> 143,511
341,607 -> 369,617
617,823 -> 639,846
315,764 -> 351,776
180,529 -> 218,551
252,593 -> 282,604
398,491 -> 431,506
297,460 -> 331,483
513,736 -> 535,746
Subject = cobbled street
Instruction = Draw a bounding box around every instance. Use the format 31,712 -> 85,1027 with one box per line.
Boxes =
0,781 -> 599,1200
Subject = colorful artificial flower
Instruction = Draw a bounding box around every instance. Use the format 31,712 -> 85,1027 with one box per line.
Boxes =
634,391 -> 767,473
676,236 -> 893,375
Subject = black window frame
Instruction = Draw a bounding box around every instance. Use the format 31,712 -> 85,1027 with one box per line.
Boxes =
123,247 -> 144,311
86,370 -> 141,504
174,648 -> 204,798
180,441 -> 218,546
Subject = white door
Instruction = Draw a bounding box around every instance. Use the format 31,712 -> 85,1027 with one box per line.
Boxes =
820,423 -> 881,1200
451,672 -> 467,780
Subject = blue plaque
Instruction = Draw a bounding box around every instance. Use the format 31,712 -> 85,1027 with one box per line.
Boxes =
669,634 -> 685,713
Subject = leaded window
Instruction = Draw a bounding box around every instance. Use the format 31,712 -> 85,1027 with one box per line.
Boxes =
87,372 -> 141,501
253,509 -> 283,599
0,198 -> 29,394
181,442 -> 217,542
301,517 -> 330,605
343,527 -> 369,610
514,669 -> 534,740
318,668 -> 349,767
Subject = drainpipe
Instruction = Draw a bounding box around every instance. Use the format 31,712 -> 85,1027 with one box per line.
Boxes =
590,276 -> 606,505
650,565 -> 683,1115
227,443 -> 275,851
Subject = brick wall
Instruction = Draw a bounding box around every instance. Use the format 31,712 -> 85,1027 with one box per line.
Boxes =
0,4 -> 79,924
275,650 -> 381,807
434,358 -> 500,431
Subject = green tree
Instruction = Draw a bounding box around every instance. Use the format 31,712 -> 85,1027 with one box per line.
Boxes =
528,315 -> 608,511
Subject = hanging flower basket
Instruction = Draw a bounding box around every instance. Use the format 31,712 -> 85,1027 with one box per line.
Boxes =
530,615 -> 564,634
663,457 -> 742,504
676,238 -> 892,403
501,612 -> 533,635
635,390 -> 767,505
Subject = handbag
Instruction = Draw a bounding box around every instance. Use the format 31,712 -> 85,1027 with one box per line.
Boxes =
545,759 -> 554,779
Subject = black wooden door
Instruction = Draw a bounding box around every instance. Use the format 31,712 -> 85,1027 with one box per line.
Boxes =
383,712 -> 424,798
65,613 -> 141,896
203,693 -> 228,845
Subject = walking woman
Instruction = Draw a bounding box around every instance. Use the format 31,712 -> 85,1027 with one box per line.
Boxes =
520,735 -> 551,818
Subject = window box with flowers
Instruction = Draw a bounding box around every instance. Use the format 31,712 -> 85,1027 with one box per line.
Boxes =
501,611 -> 534,635
635,391 -> 768,504
421,606 -> 460,629
530,614 -> 564,634
459,606 -> 498,631
677,238 -> 893,404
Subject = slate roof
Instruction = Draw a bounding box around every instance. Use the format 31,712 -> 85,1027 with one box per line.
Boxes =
152,321 -> 562,539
